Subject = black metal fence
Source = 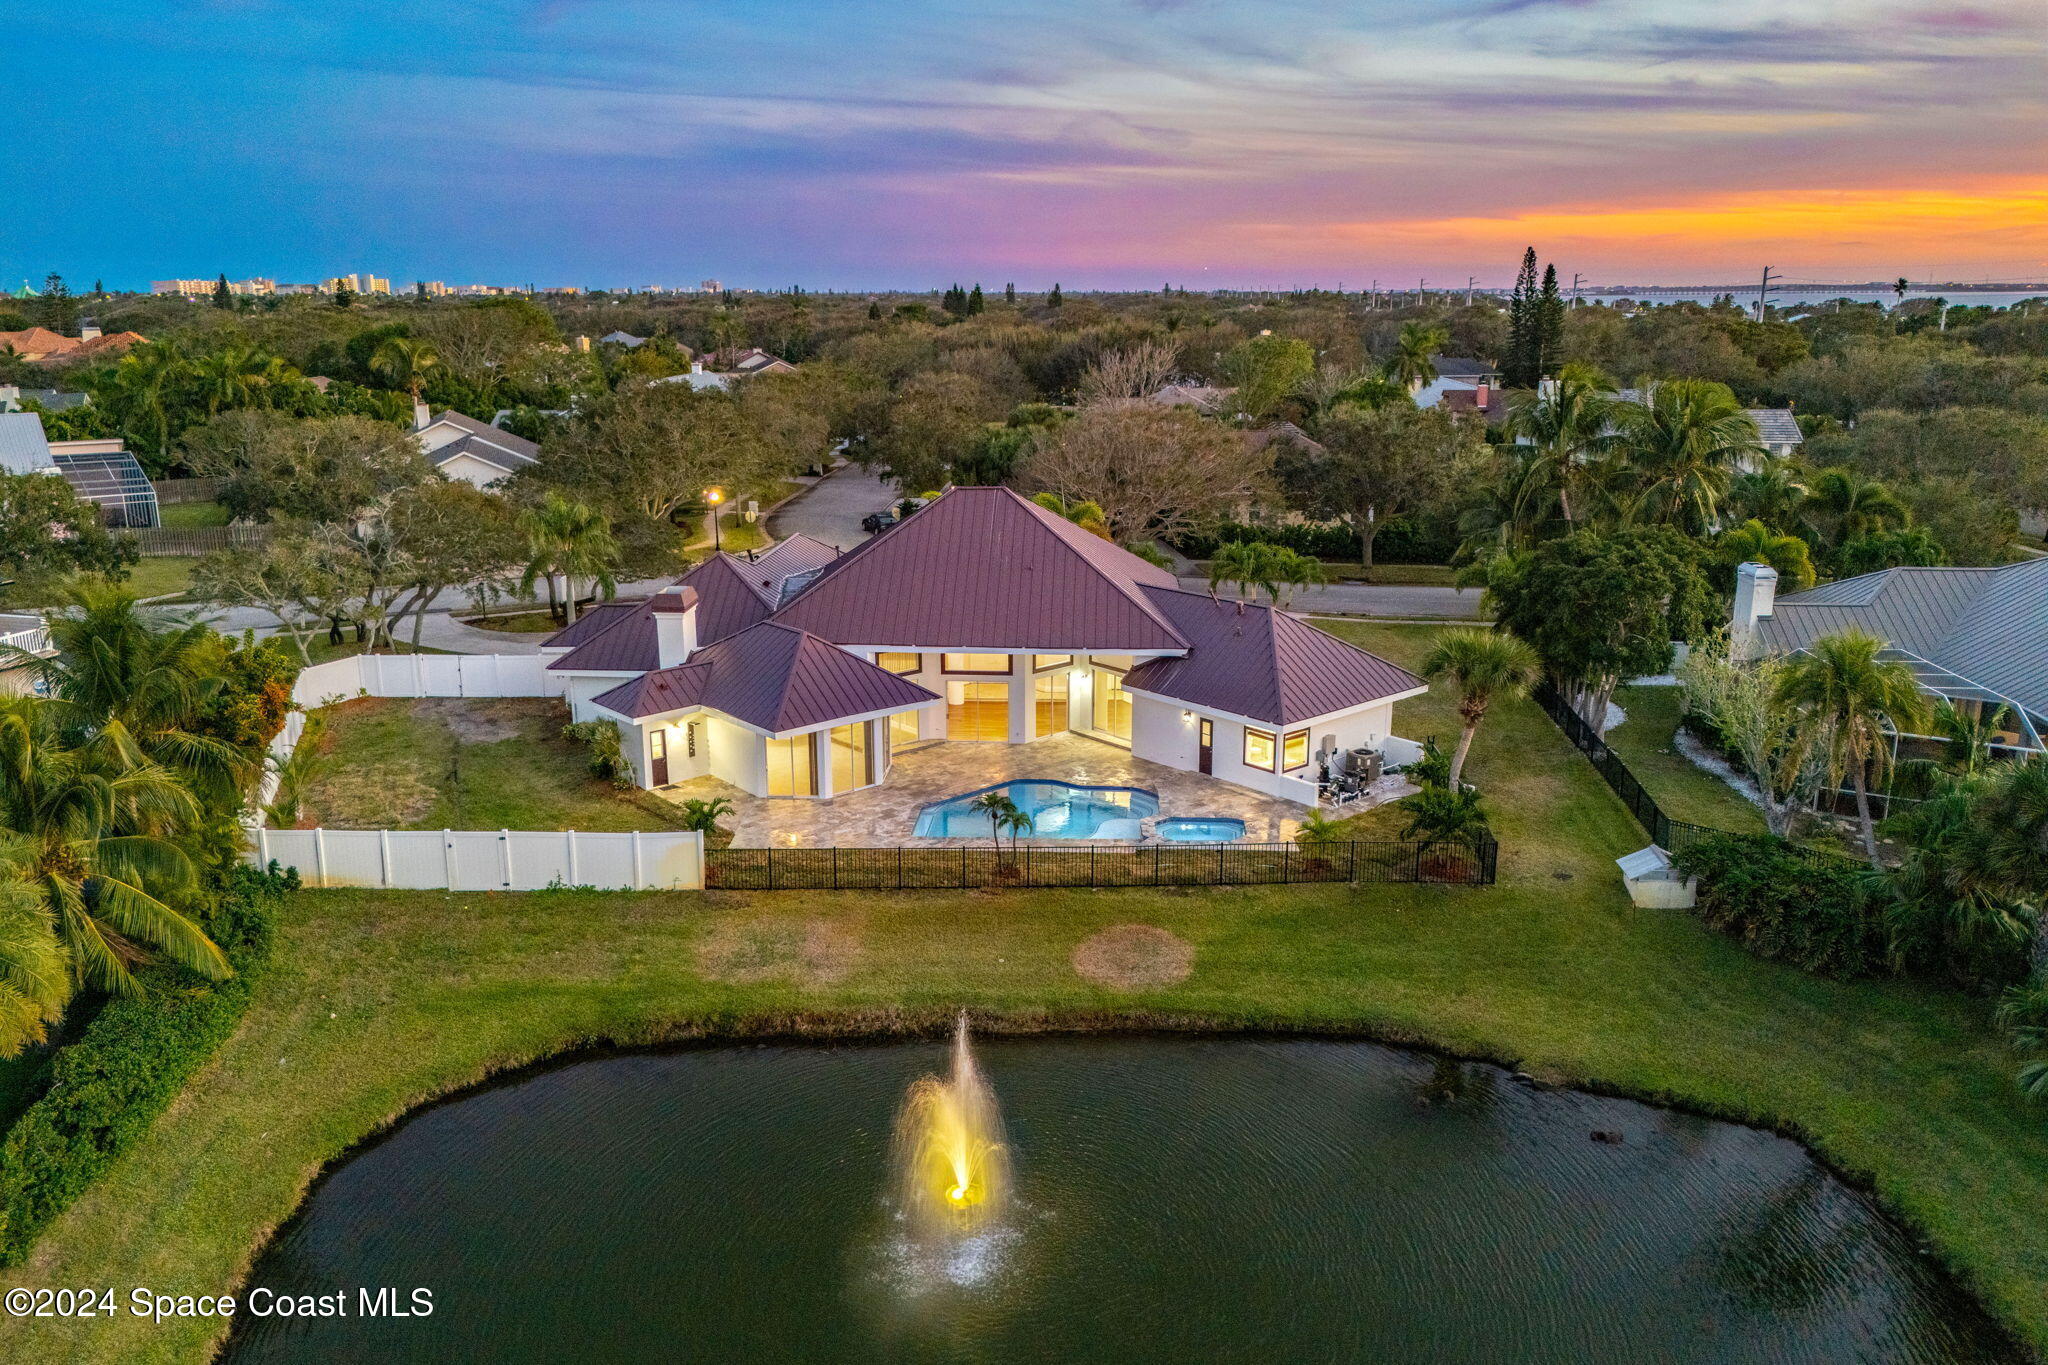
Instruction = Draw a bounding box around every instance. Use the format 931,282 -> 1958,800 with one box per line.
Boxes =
705,838 -> 1497,892
1532,680 -> 1841,861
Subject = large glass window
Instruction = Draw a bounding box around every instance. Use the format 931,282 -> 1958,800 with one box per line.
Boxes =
1091,668 -> 1131,743
877,651 -> 921,675
1032,653 -> 1073,672
948,681 -> 1010,741
764,733 -> 816,796
942,653 -> 1011,675
829,721 -> 873,792
1034,671 -> 1070,737
1283,729 -> 1310,771
1244,727 -> 1277,771
890,708 -> 922,752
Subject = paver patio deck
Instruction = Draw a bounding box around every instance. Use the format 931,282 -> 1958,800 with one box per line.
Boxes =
657,732 -> 1413,847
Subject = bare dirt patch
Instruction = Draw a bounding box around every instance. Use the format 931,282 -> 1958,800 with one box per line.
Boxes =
1071,924 -> 1195,990
419,698 -> 531,743
307,761 -> 438,828
697,918 -> 862,987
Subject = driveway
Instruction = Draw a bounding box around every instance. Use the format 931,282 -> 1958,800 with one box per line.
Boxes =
766,464 -> 898,550
1174,577 -> 1482,619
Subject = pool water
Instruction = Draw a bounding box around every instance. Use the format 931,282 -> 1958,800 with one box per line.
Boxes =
913,780 -> 1158,840
1155,817 -> 1247,842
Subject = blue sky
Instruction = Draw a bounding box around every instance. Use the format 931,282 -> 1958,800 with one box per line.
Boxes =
7,0 -> 2045,290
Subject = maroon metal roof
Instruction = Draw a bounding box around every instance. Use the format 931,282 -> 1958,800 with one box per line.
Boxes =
545,586 -> 696,673
540,601 -> 637,652
591,622 -> 938,733
768,486 -> 1187,650
1124,587 -> 1426,725
672,555 -> 775,645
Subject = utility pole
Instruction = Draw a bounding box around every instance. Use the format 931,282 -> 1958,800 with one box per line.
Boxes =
1464,276 -> 1476,307
1417,278 -> 1426,305
1570,273 -> 1585,308
1755,265 -> 1779,322
1370,279 -> 1378,309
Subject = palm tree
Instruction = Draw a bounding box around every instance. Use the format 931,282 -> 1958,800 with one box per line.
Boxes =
1420,628 -> 1540,787
1502,363 -> 1615,527
966,791 -> 1024,859
370,336 -> 440,401
1799,468 -> 1907,553
519,493 -> 619,625
1774,629 -> 1929,865
1947,760 -> 2048,968
13,586 -> 255,810
1610,380 -> 1765,533
1396,784 -> 1491,842
1715,519 -> 1816,592
1725,466 -> 1807,532
1384,323 -> 1448,390
0,878 -> 68,1057
0,698 -> 228,999
187,343 -> 291,415
1207,541 -> 1326,606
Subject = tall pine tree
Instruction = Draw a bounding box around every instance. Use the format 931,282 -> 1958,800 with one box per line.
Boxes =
967,283 -> 984,314
867,299 -> 882,320
1004,282 -> 1015,304
1504,247 -> 1540,388
1536,264 -> 1566,379
213,273 -> 233,308
1048,282 -> 1063,308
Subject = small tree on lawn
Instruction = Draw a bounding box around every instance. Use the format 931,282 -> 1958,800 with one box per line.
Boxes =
1420,627 -> 1540,788
1677,644 -> 1823,839
1774,628 -> 1928,866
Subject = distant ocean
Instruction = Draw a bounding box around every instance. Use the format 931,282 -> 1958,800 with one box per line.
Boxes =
1579,287 -> 2045,309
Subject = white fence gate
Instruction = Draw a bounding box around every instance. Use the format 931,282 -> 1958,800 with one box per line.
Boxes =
254,827 -> 704,891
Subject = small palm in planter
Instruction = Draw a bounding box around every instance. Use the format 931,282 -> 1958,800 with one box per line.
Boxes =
965,792 -> 1034,879
676,796 -> 732,837
1396,786 -> 1492,883
1293,809 -> 1344,875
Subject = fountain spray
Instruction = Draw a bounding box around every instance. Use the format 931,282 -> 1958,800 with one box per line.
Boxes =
892,1012 -> 1011,1235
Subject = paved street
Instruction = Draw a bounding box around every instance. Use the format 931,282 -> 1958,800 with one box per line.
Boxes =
765,464 -> 898,549
1175,577 -> 1481,619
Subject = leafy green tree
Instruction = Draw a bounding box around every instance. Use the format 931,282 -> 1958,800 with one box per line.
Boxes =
1421,627 -> 1540,787
1280,402 -> 1481,569
0,472 -> 136,600
1678,646 -> 1820,838
36,274 -> 77,333
863,370 -> 1002,493
1715,519 -> 1815,591
1004,283 -> 1016,305
1775,629 -> 1928,865
1048,283 -> 1062,308
967,285 -> 985,315
1482,525 -> 1717,733
182,411 -> 432,524
333,279 -> 355,308
1220,333 -> 1317,418
1026,400 -> 1265,545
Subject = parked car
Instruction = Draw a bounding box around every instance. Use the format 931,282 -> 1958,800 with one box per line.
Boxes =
860,510 -> 897,535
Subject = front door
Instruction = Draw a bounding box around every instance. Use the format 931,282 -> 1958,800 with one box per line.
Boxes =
1197,719 -> 1213,774
648,729 -> 669,786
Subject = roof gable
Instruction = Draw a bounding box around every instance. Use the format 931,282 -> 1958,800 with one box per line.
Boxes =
592,622 -> 937,733
767,486 -> 1186,651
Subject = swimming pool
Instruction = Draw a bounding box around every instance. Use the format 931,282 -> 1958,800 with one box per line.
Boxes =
911,780 -> 1159,840
1155,817 -> 1247,842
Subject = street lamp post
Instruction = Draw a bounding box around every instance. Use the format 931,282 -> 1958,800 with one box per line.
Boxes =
705,486 -> 725,553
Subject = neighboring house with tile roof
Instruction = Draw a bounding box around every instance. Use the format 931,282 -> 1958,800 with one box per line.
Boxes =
543,493 -> 1426,802
410,406 -> 540,487
1733,559 -> 2047,756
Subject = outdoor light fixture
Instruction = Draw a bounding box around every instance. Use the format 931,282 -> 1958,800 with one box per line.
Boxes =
705,486 -> 726,552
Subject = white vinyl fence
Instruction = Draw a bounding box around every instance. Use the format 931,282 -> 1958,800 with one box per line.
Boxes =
291,652 -> 562,707
254,827 -> 704,891
249,652 -> 706,890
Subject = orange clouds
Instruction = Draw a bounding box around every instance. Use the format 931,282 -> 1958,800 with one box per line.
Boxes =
1228,180 -> 2048,275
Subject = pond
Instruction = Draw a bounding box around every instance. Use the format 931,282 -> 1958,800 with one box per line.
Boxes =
224,1037 -> 2018,1364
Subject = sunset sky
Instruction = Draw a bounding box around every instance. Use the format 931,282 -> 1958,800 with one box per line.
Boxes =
10,0 -> 2047,289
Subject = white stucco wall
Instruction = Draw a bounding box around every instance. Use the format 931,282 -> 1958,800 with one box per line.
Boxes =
435,451 -> 513,489
707,714 -> 764,795
1131,695 -> 1404,806
563,673 -> 634,722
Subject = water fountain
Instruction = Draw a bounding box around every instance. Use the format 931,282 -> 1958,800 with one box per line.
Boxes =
891,1012 -> 1011,1237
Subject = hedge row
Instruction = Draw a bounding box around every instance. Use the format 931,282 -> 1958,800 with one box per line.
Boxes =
1173,514 -> 1460,565
0,864 -> 291,1265
1673,833 -> 1882,979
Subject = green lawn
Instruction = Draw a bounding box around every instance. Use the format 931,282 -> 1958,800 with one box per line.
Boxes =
1608,684 -> 1767,834
459,609 -> 563,634
293,696 -> 692,832
1189,561 -> 1458,588
156,501 -> 231,529
7,621 -> 2048,1362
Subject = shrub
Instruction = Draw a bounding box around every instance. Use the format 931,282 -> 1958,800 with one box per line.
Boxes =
1174,514 -> 1458,565
562,719 -> 635,789
1673,833 -> 1881,978
0,864 -> 289,1265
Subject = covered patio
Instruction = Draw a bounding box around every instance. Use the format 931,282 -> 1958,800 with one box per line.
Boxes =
657,732 -> 1415,848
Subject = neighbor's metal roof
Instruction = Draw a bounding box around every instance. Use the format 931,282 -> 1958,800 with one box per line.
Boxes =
0,412 -> 57,474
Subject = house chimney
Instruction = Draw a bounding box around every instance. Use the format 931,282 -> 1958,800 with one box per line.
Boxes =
689,360 -> 704,374
574,335 -> 592,353
78,323 -> 101,342
653,584 -> 699,669
412,400 -> 431,431
1731,562 -> 1778,659
1473,381 -> 1489,409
